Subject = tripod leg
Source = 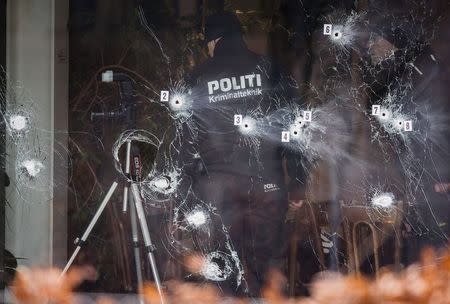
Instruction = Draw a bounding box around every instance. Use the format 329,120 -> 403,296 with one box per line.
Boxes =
62,182 -> 119,275
131,183 -> 165,304
122,140 -> 132,213
130,194 -> 145,304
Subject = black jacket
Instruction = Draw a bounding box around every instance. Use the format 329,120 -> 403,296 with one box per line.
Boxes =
185,35 -> 288,183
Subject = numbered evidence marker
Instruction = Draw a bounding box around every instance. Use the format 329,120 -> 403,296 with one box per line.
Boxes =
372,105 -> 381,116
323,24 -> 332,35
404,120 -> 413,132
160,90 -> 169,102
234,114 -> 243,126
303,110 -> 312,122
281,131 -> 290,142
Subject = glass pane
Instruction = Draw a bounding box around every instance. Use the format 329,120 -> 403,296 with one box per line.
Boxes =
2,0 -> 450,303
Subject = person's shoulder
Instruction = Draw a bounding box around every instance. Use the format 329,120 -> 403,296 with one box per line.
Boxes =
253,55 -> 285,84
240,48 -> 264,67
187,58 -> 215,86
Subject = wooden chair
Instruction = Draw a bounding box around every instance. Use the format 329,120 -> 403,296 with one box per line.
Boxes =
288,200 -> 334,296
288,200 -> 404,295
340,201 -> 404,277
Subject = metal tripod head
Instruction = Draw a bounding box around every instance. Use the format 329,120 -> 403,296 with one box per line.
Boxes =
91,70 -> 138,132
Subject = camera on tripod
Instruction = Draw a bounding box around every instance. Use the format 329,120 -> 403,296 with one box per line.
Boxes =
63,70 -> 165,303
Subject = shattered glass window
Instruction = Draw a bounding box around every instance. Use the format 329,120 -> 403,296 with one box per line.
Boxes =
1,0 -> 449,303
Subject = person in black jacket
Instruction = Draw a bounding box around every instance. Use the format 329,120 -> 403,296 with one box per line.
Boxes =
181,12 -> 306,296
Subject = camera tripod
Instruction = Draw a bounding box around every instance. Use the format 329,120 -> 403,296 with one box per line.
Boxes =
62,71 -> 164,304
